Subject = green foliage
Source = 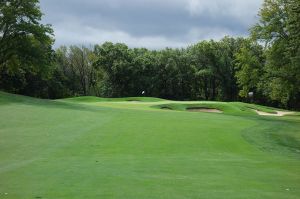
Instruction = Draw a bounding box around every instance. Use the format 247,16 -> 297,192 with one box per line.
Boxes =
235,39 -> 265,99
48,45 -> 101,98
0,0 -> 54,97
94,42 -> 136,97
188,37 -> 245,101
251,0 -> 300,108
90,38 -> 244,101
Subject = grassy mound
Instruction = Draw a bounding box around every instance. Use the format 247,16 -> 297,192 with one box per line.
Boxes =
153,102 -> 281,116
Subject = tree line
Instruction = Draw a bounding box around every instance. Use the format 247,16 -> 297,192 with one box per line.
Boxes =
0,0 -> 299,110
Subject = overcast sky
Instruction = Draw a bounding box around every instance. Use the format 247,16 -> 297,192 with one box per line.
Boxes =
40,0 -> 263,49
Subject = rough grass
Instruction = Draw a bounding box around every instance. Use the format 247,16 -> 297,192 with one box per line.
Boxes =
0,91 -> 299,199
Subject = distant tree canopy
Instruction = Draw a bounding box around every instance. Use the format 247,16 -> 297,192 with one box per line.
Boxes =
0,0 -> 299,110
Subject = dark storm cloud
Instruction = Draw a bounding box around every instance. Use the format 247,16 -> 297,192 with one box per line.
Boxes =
40,0 -> 263,48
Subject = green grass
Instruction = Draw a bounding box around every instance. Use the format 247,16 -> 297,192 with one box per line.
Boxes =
61,96 -> 165,103
152,101 -> 279,115
0,91 -> 300,199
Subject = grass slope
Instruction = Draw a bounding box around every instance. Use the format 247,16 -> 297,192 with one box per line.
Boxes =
61,96 -> 165,103
0,91 -> 299,199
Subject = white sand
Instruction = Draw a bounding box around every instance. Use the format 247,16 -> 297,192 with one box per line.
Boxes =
187,108 -> 223,113
254,110 -> 294,116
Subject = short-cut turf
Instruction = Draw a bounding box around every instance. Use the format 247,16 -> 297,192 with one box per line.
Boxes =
0,91 -> 299,199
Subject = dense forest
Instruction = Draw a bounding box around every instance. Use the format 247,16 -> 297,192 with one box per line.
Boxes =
0,0 -> 299,109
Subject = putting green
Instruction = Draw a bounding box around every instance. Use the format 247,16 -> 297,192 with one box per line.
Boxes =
0,91 -> 299,199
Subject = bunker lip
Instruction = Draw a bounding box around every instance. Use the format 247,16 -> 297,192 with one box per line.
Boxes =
254,109 -> 294,116
126,100 -> 141,102
161,106 -> 173,110
186,107 -> 223,113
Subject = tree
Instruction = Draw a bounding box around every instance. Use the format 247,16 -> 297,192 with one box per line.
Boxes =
0,0 -> 53,66
52,46 -> 99,97
235,39 -> 265,102
251,0 -> 300,108
188,41 -> 217,100
217,37 -> 245,101
187,39 -> 242,101
69,46 -> 97,96
0,0 -> 54,97
94,42 -> 135,97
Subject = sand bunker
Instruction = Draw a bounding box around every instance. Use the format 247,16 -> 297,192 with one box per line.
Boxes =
186,108 -> 223,113
161,107 -> 173,110
254,110 -> 294,117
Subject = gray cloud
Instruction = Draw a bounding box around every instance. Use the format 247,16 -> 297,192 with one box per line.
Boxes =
40,0 -> 263,49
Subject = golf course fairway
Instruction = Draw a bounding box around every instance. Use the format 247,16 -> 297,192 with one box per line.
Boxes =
0,91 -> 299,199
